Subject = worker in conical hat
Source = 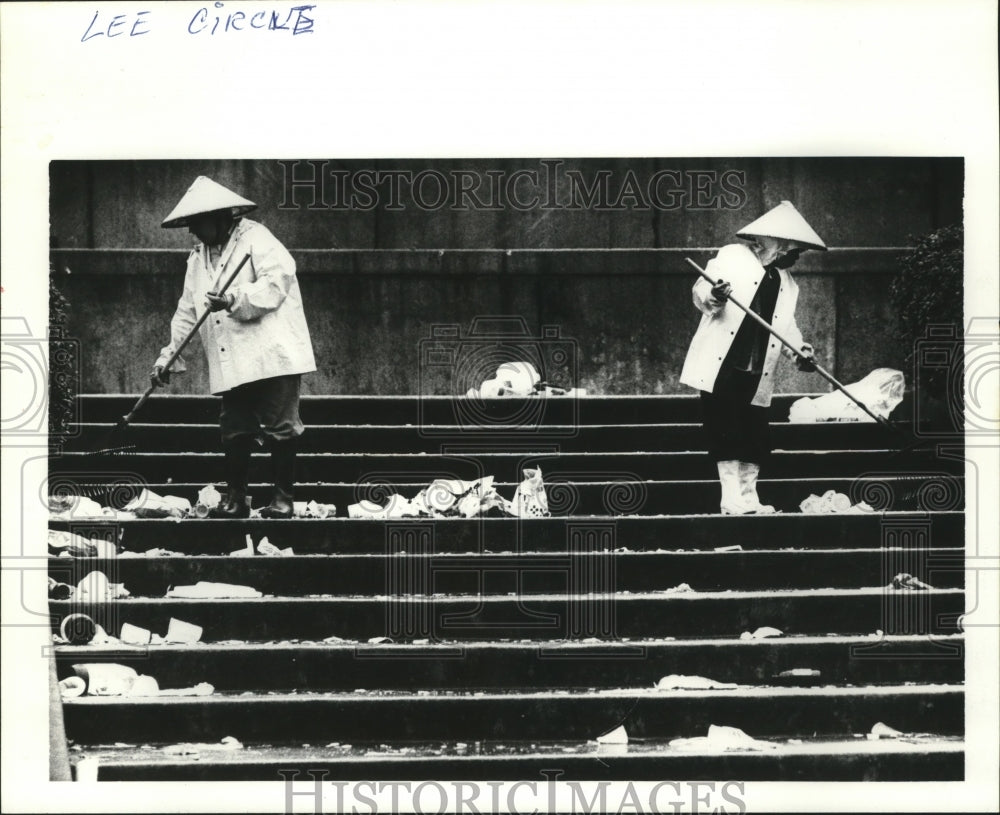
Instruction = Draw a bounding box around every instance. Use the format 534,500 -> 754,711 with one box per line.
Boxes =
150,176 -> 316,519
680,200 -> 825,515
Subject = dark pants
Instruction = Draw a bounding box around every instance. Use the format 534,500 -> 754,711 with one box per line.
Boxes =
220,374 -> 304,444
700,367 -> 771,464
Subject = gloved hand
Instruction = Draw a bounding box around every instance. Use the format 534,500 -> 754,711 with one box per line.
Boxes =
206,290 -> 235,312
709,280 -> 731,306
150,365 -> 171,388
796,343 -> 817,372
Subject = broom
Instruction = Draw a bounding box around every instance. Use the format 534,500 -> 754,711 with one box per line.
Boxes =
88,251 -> 253,453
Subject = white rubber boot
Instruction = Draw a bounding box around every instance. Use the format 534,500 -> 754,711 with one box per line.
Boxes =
717,460 -> 755,515
738,461 -> 776,514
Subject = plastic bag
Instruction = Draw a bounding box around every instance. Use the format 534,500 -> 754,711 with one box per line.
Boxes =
789,368 -> 905,423
511,468 -> 550,518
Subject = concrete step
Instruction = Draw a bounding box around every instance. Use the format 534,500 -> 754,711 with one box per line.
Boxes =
50,448 -> 962,484
61,684 -> 962,745
53,635 -> 966,691
78,393 -> 855,426
64,475 -> 964,516
64,421 -> 912,453
68,736 -> 965,781
48,549 -> 965,596
49,513 -> 965,555
49,588 -> 964,641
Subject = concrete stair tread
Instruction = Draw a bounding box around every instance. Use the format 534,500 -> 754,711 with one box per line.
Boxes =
63,683 -> 963,704
66,736 -> 965,781
54,632 -> 965,651
50,587 -> 965,601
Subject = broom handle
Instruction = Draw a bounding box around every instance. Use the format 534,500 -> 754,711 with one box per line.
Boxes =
120,252 -> 252,426
685,257 -> 893,428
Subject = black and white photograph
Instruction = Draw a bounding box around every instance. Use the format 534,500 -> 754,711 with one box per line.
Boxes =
2,3 -> 997,814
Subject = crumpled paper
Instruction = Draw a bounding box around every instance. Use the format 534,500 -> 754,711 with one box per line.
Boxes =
347,470 -> 546,519
800,490 -> 875,515
788,368 -> 905,423
123,488 -> 191,519
670,724 -> 776,752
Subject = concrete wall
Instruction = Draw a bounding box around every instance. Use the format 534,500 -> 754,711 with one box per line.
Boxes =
49,158 -> 962,395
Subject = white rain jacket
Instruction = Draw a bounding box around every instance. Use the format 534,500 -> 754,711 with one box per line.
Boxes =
156,219 -> 316,395
679,243 -> 804,407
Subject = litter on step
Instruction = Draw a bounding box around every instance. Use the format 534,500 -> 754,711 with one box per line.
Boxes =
65,663 -> 215,698
670,724 -> 777,752
799,490 -> 874,514
347,469 -> 550,519
655,675 -> 738,690
165,581 -> 263,598
788,368 -> 905,422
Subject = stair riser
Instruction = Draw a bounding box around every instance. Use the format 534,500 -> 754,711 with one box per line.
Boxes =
50,594 -> 964,641
51,450 -> 961,483
65,423 -> 911,454
54,478 -> 965,516
80,748 -> 963,782
53,638 -> 966,691
48,550 -> 965,596
78,394 -> 829,426
49,514 -> 966,555
62,690 -> 963,744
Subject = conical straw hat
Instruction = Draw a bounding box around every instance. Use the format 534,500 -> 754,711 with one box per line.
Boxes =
161,176 -> 257,228
736,200 -> 827,250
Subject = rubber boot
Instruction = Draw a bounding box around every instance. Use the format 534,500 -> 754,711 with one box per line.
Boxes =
212,436 -> 253,518
717,460 -> 755,515
260,437 -> 296,519
738,461 -> 776,514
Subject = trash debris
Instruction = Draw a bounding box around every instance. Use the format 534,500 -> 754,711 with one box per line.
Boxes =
49,494 -> 108,519
868,721 -> 907,740
72,663 -> 139,696
159,682 -> 214,697
799,490 -> 874,514
74,570 -> 130,600
789,369 -> 905,423
230,535 -> 255,557
657,583 -> 693,594
511,468 -> 550,518
367,636 -> 394,644
165,618 -> 203,643
119,547 -> 184,558
257,537 -> 293,557
740,626 -> 783,640
775,668 -> 821,678
120,623 -> 153,646
48,578 -> 74,600
129,675 -> 161,696
714,545 -> 743,552
323,635 -> 351,644
655,675 -> 738,690
166,581 -> 262,599
348,471 -> 546,519
294,500 -> 336,519
466,361 -> 586,399
123,488 -> 191,519
59,676 -> 87,698
163,736 -> 243,757
890,573 -> 933,590
193,484 -> 223,518
596,725 -> 628,744
60,614 -> 97,646
670,724 -> 776,752
48,529 -> 118,558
